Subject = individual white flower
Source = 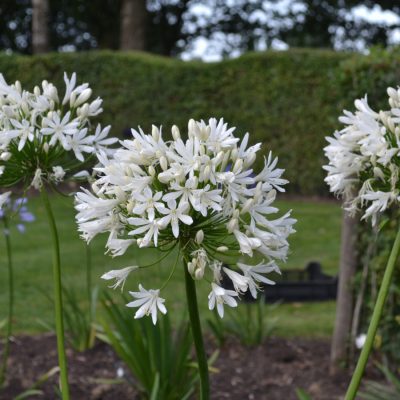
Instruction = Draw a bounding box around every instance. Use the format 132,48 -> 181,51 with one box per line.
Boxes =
64,128 -> 94,162
8,119 -> 35,151
223,267 -> 249,294
208,283 -> 238,318
101,266 -> 138,290
92,124 -> 118,154
106,237 -> 136,257
158,200 -> 193,238
238,261 -> 280,298
128,217 -> 162,247
41,111 -> 79,147
132,187 -> 165,221
233,229 -> 261,256
126,284 -> 167,325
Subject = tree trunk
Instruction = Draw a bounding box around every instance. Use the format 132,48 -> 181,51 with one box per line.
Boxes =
330,207 -> 359,374
32,0 -> 50,54
120,0 -> 147,51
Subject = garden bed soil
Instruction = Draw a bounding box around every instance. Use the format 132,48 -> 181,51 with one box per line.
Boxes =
0,334 -> 378,399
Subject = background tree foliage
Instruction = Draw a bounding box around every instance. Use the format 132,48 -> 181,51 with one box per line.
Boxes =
1,0 -> 399,56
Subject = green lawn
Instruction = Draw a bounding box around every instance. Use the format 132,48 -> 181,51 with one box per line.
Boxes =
0,194 -> 342,337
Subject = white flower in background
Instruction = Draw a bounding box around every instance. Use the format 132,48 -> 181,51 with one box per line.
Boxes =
0,72 -> 117,188
126,285 -> 167,325
355,333 -> 367,349
75,118 -> 296,322
101,266 -> 138,290
0,191 -> 11,209
51,166 -> 66,183
324,88 -> 400,225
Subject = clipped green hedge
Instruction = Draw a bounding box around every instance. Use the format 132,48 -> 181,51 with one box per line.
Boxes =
0,48 -> 396,195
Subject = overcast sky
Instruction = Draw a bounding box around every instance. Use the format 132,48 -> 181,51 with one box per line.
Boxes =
180,2 -> 400,61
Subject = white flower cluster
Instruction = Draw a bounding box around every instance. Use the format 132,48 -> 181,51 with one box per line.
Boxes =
75,118 -> 296,323
324,89 -> 400,225
0,72 -> 117,188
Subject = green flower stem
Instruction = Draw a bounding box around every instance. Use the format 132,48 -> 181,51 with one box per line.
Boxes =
183,259 -> 210,400
85,243 -> 92,318
40,187 -> 70,400
345,223 -> 400,400
0,217 -> 13,388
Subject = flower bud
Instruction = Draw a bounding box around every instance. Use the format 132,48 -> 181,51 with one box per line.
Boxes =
195,268 -> 204,280
188,119 -> 196,138
0,152 -> 11,161
74,88 -> 92,107
78,103 -> 89,119
15,80 -> 21,93
172,125 -> 180,140
233,158 -> 243,174
49,86 -> 58,102
230,148 -> 238,162
215,151 -> 224,165
195,230 -> 204,244
220,150 -> 231,171
34,86 -> 41,96
216,246 -> 228,252
187,261 -> 195,275
69,91 -> 77,108
160,156 -> 168,171
152,125 -> 160,142
202,165 -> 211,182
89,98 -> 103,115
244,152 -> 256,168
148,166 -> 156,176
43,143 -> 49,153
387,87 -> 398,100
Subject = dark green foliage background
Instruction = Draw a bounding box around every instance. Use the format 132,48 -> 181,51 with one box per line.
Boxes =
1,48 -> 399,194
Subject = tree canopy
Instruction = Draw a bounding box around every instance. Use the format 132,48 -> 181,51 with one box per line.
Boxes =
1,0 -> 399,57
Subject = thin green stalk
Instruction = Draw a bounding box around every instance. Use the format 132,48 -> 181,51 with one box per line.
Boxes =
40,187 -> 70,400
345,224 -> 400,400
0,217 -> 13,388
85,243 -> 92,318
183,257 -> 209,400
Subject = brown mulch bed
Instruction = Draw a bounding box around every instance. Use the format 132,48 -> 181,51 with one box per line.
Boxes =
0,334 -> 378,400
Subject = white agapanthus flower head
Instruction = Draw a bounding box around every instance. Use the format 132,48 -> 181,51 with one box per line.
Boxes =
75,118 -> 296,323
324,88 -> 400,226
0,72 -> 117,188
